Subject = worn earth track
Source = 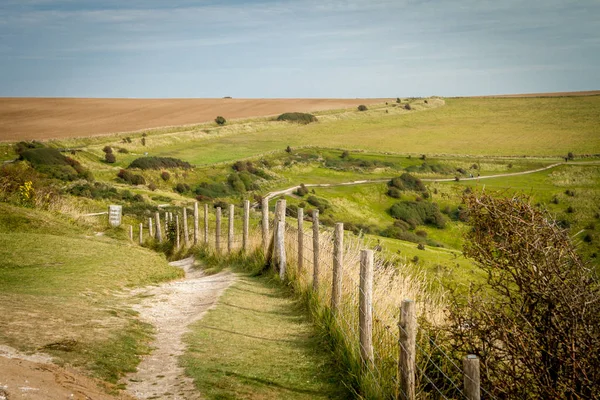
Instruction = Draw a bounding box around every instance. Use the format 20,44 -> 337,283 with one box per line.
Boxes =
123,257 -> 236,400
263,161 -> 600,201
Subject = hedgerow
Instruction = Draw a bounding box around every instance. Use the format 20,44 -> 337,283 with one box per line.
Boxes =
128,157 -> 192,170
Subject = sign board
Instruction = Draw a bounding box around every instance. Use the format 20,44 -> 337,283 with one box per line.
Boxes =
108,205 -> 122,227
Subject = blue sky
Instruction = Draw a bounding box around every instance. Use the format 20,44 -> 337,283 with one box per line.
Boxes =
0,0 -> 598,98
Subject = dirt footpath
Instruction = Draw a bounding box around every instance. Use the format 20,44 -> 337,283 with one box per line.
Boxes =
0,258 -> 235,400
123,258 -> 235,400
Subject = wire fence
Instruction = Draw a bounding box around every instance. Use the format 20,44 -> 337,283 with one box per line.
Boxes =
130,200 -> 491,399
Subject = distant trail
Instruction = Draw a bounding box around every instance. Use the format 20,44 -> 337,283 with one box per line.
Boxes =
263,161 -> 599,201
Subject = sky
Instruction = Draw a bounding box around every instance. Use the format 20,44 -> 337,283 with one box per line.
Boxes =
0,0 -> 598,98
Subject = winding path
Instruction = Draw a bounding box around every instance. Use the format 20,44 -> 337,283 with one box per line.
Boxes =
263,161 -> 600,201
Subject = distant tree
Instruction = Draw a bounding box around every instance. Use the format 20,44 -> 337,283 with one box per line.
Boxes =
396,97 -> 401,103
141,137 -> 146,146
215,116 -> 226,125
142,132 -> 148,137
404,103 -> 412,110
567,151 -> 574,160
105,152 -> 116,163
285,145 -> 292,153
357,104 -> 368,111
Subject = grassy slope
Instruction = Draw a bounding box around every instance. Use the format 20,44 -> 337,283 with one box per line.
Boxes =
0,203 -> 183,383
182,274 -> 349,400
85,96 -> 600,166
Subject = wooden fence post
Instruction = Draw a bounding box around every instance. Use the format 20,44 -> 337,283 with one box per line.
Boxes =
155,212 -> 162,243
148,217 -> 153,238
193,202 -> 199,245
399,299 -> 416,400
228,204 -> 234,253
139,223 -> 143,244
215,207 -> 221,254
261,197 -> 269,254
243,200 -> 250,253
176,214 -> 180,249
297,208 -> 304,271
463,355 -> 480,400
128,225 -> 133,241
277,220 -> 286,280
204,204 -> 209,245
183,207 -> 189,246
312,209 -> 320,292
272,199 -> 285,269
331,222 -> 344,313
359,249 -> 374,368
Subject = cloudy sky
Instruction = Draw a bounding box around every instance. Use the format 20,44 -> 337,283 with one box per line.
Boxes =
0,0 -> 598,98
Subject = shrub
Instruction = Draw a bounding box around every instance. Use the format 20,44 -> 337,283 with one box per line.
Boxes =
195,182 -> 231,199
389,201 -> 446,228
215,116 -> 226,125
141,137 -> 146,146
174,183 -> 190,193
19,147 -> 92,181
442,194 -> 600,398
306,195 -> 330,213
128,157 -> 192,170
567,151 -> 574,160
161,171 -> 171,181
405,162 -> 455,175
340,150 -> 350,159
276,112 -> 318,124
396,97 -> 401,103
417,243 -> 425,250
118,148 -> 129,154
295,183 -> 309,197
14,141 -> 44,155
102,146 -> 113,154
387,187 -> 402,198
105,152 -> 116,163
357,105 -> 368,111
388,173 -> 427,193
148,182 -> 157,191
117,169 -> 146,185
227,173 -> 246,193
285,146 -> 292,153
404,103 -> 412,110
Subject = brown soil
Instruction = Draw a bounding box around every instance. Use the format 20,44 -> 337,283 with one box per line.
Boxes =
0,98 -> 389,142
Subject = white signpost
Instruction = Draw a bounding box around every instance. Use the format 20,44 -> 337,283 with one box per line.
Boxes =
108,205 -> 122,227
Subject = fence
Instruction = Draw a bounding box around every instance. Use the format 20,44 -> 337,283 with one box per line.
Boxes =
121,199 -> 490,400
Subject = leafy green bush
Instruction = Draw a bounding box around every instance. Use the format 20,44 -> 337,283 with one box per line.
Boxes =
128,157 -> 192,170
103,146 -> 113,154
105,152 -> 116,163
195,182 -> 231,199
388,173 -> 427,193
307,195 -> 330,213
276,112 -> 318,124
295,183 -> 309,196
117,169 -> 146,185
174,183 -> 190,193
389,201 -> 446,229
19,147 -> 92,181
215,116 -> 226,125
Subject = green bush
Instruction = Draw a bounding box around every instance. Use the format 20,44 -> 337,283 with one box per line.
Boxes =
215,116 -> 226,125
174,183 -> 190,194
161,171 -> 171,181
388,173 -> 427,193
128,157 -> 192,170
102,146 -> 113,154
19,147 -> 92,181
14,141 -> 44,155
118,148 -> 129,154
389,201 -> 446,229
307,195 -> 330,213
276,112 -> 318,124
117,169 -> 146,185
405,162 -> 455,175
357,105 -> 368,111
295,183 -> 309,196
105,152 -> 116,163
195,182 -> 231,199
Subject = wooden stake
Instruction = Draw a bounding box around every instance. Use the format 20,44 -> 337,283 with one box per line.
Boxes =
277,220 -> 286,280
312,209 -> 320,292
203,204 -> 209,245
399,299 -> 416,400
331,222 -> 344,313
463,355 -> 480,400
228,204 -> 234,253
243,200 -> 250,253
175,214 -> 180,249
139,223 -> 143,244
359,249 -> 374,367
148,217 -> 153,238
193,202 -> 199,245
215,207 -> 221,254
261,197 -> 269,254
155,212 -> 162,243
297,208 -> 304,272
183,207 -> 189,246
128,225 -> 133,241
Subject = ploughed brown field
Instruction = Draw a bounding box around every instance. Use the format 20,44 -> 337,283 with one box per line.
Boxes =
0,98 -> 390,142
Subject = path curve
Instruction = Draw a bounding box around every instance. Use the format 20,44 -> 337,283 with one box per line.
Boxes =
262,161 -> 600,202
124,257 -> 236,400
